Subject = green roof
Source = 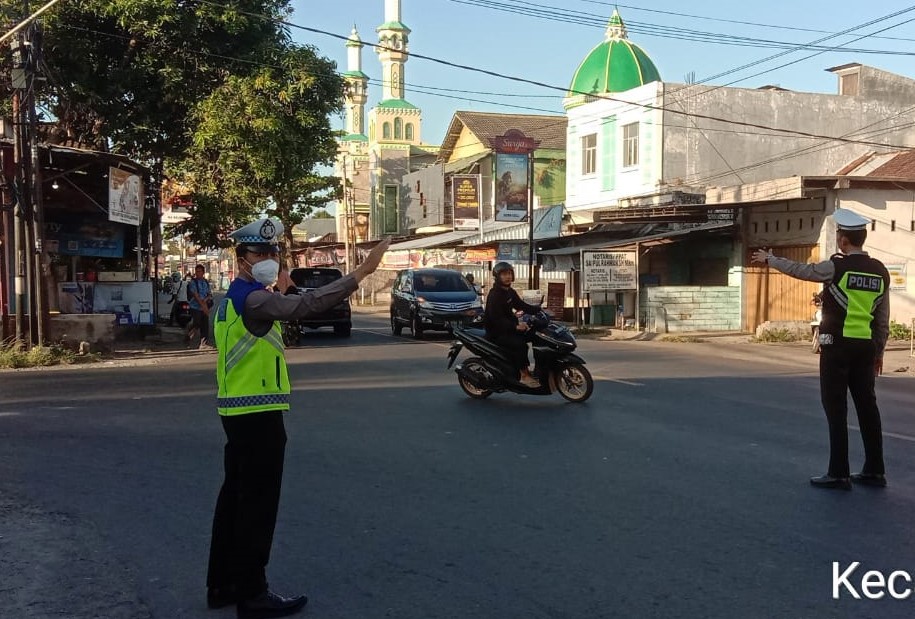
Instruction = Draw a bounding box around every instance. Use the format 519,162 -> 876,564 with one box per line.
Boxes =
376,99 -> 418,110
377,21 -> 410,32
341,133 -> 368,142
568,39 -> 660,97
343,70 -> 368,79
566,10 -> 660,99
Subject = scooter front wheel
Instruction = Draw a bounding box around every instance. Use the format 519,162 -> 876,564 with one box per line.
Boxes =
555,363 -> 594,403
458,357 -> 493,399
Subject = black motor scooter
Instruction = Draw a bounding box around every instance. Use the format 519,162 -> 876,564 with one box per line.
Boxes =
447,311 -> 594,403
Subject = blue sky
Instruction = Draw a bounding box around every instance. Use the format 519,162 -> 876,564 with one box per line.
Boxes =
290,0 -> 915,147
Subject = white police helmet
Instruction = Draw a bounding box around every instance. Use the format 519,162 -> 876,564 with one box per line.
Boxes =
229,217 -> 283,254
832,208 -> 869,231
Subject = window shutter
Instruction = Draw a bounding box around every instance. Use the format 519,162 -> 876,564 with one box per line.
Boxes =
567,126 -> 579,193
601,116 -> 617,191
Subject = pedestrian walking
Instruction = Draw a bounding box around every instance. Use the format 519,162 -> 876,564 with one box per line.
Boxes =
206,217 -> 389,618
751,208 -> 890,490
187,265 -> 213,348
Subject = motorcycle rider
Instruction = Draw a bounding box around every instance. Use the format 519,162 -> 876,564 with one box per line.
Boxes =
484,261 -> 542,387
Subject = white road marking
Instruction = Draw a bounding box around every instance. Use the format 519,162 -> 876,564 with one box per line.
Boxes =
850,425 -> 915,444
0,411 -> 22,417
592,375 -> 644,386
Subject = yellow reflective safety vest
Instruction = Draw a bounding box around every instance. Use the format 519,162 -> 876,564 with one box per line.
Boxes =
214,292 -> 290,416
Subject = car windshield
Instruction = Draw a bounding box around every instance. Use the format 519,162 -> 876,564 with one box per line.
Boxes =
413,272 -> 471,293
290,269 -> 342,289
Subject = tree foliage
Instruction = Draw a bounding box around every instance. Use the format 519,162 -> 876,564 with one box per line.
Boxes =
2,0 -> 346,251
2,0 -> 293,162
175,44 -> 344,251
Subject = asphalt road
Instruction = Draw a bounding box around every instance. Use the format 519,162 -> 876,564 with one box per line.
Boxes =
1,313 -> 914,619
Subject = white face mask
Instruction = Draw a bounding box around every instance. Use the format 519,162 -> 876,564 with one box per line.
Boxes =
250,259 -> 279,286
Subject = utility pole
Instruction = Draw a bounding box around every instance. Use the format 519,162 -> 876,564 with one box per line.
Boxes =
341,155 -> 350,274
10,30 -> 29,343
26,15 -> 46,346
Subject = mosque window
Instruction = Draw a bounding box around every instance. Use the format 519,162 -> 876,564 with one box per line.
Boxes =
405,123 -> 414,141
394,117 -> 403,140
383,122 -> 392,140
622,122 -> 639,168
581,134 -> 597,175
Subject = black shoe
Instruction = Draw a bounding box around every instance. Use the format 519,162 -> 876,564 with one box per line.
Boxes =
810,474 -> 852,490
237,590 -> 308,619
851,472 -> 887,487
207,586 -> 237,609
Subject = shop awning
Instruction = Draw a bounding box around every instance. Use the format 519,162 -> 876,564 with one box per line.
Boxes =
538,222 -> 735,255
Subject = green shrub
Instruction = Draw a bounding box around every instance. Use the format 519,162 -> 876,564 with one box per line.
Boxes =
660,335 -> 707,343
0,341 -> 77,369
753,328 -> 799,343
889,321 -> 912,341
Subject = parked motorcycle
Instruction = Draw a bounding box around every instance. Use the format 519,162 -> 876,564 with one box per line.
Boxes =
170,299 -> 192,328
810,292 -> 823,354
447,311 -> 594,403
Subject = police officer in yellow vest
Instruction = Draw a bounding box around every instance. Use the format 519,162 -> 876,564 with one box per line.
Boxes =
206,217 -> 389,618
752,208 -> 890,491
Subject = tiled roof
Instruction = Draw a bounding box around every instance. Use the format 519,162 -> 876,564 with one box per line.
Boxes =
836,150 -> 915,178
439,111 -> 567,161
867,150 -> 915,178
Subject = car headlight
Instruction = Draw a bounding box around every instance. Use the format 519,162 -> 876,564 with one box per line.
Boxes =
416,296 -> 433,309
471,298 -> 482,309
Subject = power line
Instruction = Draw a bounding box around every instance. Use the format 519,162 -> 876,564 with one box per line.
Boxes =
570,0 -> 915,43
447,0 -> 915,56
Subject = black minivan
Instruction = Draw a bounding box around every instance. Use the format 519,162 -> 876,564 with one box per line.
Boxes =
390,268 -> 483,339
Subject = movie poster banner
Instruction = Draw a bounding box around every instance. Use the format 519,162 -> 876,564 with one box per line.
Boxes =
108,167 -> 144,226
452,175 -> 481,230
494,153 -> 529,222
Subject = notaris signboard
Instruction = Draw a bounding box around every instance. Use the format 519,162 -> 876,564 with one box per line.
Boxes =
581,250 -> 637,292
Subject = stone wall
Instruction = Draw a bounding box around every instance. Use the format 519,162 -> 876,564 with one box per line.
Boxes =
48,315 -> 116,352
640,286 -> 740,332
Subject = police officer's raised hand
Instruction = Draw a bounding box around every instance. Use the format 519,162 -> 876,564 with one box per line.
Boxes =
751,248 -> 772,264
353,237 -> 391,283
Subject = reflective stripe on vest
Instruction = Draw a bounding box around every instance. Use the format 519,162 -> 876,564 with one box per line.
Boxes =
215,296 -> 290,416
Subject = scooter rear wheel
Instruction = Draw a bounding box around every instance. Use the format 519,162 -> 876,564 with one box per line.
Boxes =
556,363 -> 594,403
458,358 -> 493,399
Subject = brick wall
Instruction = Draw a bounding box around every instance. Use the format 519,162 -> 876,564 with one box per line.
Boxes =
640,286 -> 741,332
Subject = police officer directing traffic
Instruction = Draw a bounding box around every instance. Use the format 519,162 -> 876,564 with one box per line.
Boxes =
751,208 -> 890,491
206,217 -> 389,618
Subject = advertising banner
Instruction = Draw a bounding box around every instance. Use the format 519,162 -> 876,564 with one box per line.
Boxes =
108,167 -> 144,226
452,175 -> 481,231
465,248 -> 497,262
581,250 -> 637,292
45,217 -> 125,258
494,153 -> 530,222
885,264 -> 907,290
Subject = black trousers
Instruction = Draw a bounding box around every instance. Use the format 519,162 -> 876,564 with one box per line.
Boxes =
207,411 -> 287,598
819,340 -> 884,478
491,332 -> 531,371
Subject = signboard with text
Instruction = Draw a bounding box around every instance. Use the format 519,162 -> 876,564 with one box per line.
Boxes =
108,167 -> 144,226
492,129 -> 540,223
452,174 -> 481,231
581,250 -> 637,292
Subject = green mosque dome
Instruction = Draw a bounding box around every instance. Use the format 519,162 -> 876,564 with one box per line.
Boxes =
565,10 -> 660,108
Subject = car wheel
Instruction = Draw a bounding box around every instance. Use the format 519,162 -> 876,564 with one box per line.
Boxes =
391,313 -> 403,335
411,315 -> 424,340
334,323 -> 352,337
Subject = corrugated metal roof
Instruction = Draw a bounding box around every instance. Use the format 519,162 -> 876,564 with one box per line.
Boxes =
538,222 -> 734,255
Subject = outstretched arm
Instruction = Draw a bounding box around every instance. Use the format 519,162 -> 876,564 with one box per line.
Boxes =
751,248 -> 834,282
